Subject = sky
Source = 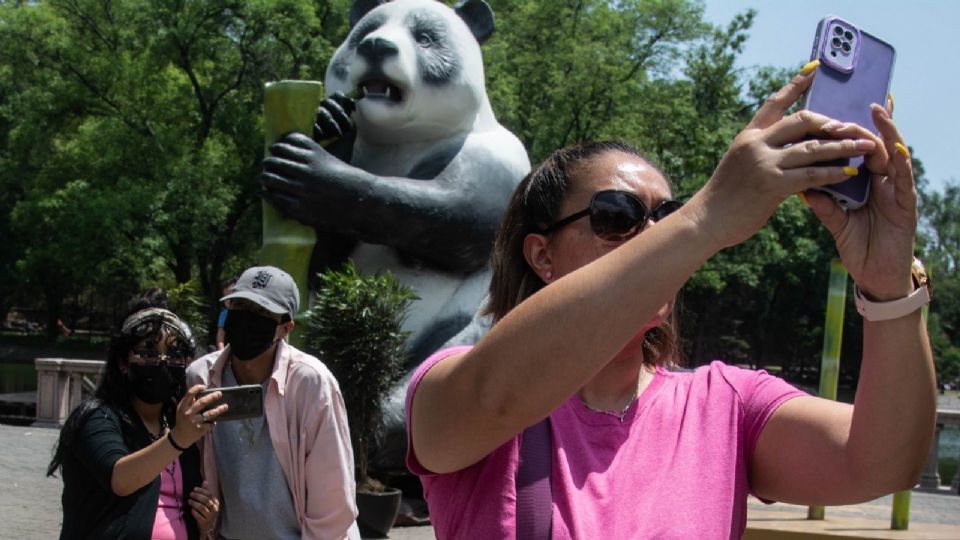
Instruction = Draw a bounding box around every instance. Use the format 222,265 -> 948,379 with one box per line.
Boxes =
701,0 -> 958,194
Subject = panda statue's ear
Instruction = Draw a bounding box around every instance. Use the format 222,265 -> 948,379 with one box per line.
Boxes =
350,0 -> 387,28
455,0 -> 495,45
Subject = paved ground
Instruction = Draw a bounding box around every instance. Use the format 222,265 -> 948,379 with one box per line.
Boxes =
2,424 -> 957,540
0,424 -> 435,540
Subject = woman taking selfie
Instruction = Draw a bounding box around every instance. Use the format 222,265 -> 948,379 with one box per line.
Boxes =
48,299 -> 228,540
405,66 -> 935,538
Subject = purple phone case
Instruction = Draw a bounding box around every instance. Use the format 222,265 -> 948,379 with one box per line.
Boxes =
801,16 -> 896,209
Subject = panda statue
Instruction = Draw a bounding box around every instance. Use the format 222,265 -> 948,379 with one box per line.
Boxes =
260,0 -> 530,469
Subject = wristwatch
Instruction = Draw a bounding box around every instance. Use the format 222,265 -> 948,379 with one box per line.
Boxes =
854,257 -> 931,322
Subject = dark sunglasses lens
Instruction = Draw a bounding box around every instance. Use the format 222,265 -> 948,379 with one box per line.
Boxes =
653,200 -> 684,221
590,192 -> 647,241
168,358 -> 189,368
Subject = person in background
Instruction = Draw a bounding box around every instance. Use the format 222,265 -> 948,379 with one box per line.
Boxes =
48,294 -> 228,540
187,265 -> 360,540
215,277 -> 237,351
404,66 -> 935,538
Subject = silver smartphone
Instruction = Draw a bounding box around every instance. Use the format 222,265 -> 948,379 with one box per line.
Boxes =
198,384 -> 263,422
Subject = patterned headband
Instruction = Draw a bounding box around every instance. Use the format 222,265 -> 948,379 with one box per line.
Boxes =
120,307 -> 196,351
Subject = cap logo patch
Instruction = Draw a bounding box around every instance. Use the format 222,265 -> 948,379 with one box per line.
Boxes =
252,271 -> 273,289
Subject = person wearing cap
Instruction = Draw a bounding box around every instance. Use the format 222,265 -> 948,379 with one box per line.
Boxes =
186,266 -> 360,540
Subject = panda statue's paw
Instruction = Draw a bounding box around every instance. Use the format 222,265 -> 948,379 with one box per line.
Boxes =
313,92 -> 357,143
260,132 -> 356,227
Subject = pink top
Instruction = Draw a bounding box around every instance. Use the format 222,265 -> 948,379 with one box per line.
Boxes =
187,342 -> 360,540
151,459 -> 188,540
405,347 -> 806,540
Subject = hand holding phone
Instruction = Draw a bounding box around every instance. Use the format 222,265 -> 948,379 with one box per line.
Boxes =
198,384 -> 264,422
800,15 -> 896,209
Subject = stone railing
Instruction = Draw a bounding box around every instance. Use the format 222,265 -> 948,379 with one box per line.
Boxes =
918,409 -> 960,494
33,358 -> 105,428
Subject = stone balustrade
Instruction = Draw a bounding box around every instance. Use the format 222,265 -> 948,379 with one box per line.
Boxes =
919,409 -> 960,494
33,358 -> 105,428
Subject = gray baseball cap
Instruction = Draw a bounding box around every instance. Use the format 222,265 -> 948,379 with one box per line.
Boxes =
221,266 -> 300,319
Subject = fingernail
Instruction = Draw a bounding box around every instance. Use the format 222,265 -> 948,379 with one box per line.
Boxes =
797,192 -> 810,207
894,143 -> 910,159
821,120 -> 843,132
843,166 -> 859,176
800,59 -> 820,75
887,92 -> 894,109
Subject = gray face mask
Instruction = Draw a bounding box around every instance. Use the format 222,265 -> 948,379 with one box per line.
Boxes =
224,310 -> 280,361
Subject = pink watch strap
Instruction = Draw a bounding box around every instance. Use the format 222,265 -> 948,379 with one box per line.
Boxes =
854,285 -> 930,321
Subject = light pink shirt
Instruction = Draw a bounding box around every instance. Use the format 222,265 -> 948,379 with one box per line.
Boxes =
151,459 -> 188,540
188,341 -> 360,540
406,347 -> 805,539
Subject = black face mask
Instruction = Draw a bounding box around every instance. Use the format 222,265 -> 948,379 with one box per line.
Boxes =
128,364 -> 185,404
224,309 -> 281,361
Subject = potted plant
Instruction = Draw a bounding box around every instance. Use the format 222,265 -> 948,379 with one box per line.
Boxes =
303,262 -> 416,538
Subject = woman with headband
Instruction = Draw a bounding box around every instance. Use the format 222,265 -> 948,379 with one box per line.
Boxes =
48,298 -> 229,540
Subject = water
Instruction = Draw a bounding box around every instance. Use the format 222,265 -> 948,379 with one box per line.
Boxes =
0,362 -> 37,394
939,425 -> 959,485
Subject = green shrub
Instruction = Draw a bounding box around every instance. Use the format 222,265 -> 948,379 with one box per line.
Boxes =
303,262 -> 416,488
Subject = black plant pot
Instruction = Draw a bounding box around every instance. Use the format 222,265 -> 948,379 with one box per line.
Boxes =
356,487 -> 403,538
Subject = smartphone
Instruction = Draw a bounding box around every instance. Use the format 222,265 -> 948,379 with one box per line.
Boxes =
198,384 -> 263,422
800,15 -> 896,210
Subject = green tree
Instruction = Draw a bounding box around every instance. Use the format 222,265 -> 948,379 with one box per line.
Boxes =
920,181 -> 960,387
0,0 -> 351,339
484,0 -> 710,163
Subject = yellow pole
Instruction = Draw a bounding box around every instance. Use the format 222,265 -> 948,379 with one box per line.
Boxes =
261,80 -> 324,345
890,490 -> 911,530
889,303 -> 927,530
808,258 -> 848,521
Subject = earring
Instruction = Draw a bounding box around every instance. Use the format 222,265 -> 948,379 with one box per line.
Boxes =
545,271 -> 553,281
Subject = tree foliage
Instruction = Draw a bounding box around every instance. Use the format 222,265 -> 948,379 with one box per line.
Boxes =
0,0 -> 351,337
920,181 -> 960,387
1,0 -> 956,387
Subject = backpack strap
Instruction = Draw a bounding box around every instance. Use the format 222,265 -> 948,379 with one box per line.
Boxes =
516,417 -> 552,540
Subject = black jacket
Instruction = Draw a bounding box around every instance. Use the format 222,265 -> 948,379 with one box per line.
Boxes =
58,403 -> 202,540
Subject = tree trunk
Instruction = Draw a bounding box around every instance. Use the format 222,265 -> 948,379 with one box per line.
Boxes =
43,285 -> 64,341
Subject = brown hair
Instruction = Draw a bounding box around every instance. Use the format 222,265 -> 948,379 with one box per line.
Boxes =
483,140 -> 680,367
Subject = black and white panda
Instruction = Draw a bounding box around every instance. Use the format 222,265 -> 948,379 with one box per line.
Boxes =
261,0 -> 529,388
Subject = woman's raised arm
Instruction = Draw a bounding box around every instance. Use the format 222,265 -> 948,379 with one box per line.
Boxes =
411,66 -> 882,474
752,103 -> 936,505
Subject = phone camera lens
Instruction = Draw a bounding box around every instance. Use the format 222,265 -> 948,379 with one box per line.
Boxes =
841,41 -> 852,53
831,37 -> 843,48
833,26 -> 844,36
844,30 -> 854,41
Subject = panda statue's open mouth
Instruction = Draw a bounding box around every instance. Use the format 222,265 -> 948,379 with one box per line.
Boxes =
360,79 -> 404,103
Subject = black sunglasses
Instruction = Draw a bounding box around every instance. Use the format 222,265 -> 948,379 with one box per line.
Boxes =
131,349 -> 190,368
539,190 -> 683,242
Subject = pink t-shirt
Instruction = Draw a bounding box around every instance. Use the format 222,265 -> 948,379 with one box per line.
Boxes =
405,347 -> 805,540
151,459 -> 189,540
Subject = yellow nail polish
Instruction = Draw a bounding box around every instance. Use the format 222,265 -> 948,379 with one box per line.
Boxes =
894,143 -> 910,159
797,192 -> 810,207
800,59 -> 820,75
887,92 -> 895,109
843,166 -> 859,176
